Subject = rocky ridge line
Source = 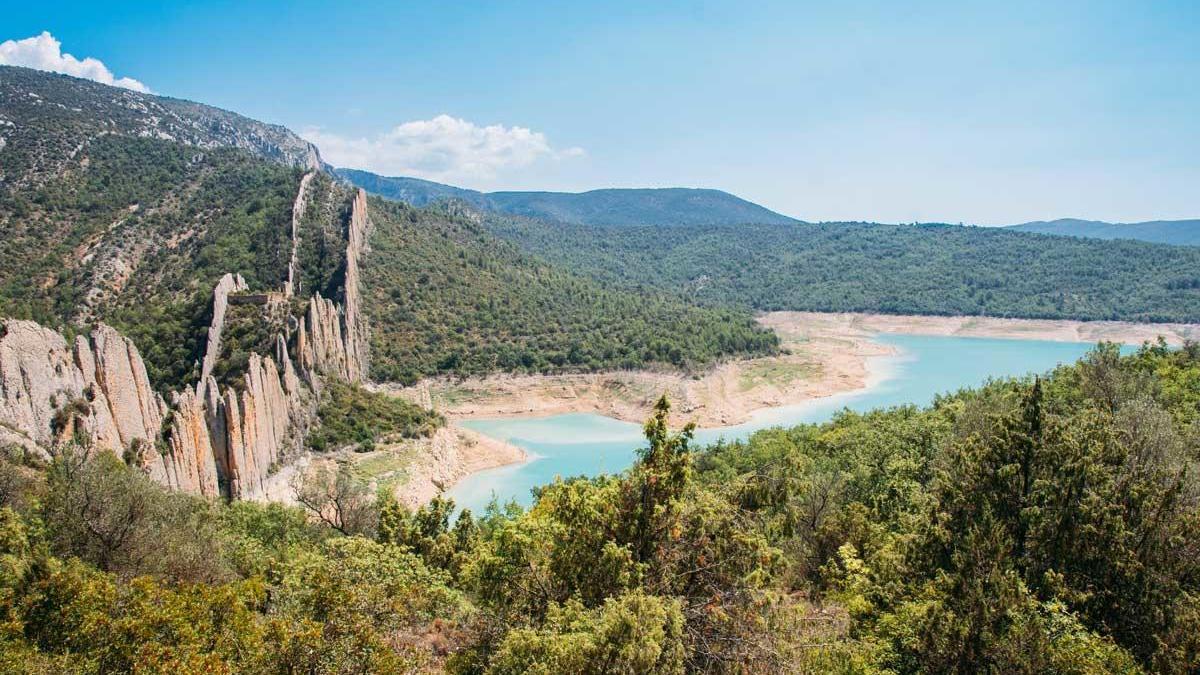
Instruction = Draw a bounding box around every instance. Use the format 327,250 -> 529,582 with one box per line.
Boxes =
0,184 -> 374,501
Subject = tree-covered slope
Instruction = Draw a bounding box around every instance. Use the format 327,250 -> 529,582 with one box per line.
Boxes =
1010,217 -> 1200,246
485,219 -> 1200,323
361,200 -> 779,383
2,68 -> 778,390
337,167 -> 799,226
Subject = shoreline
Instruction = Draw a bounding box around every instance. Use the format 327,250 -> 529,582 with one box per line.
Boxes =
767,311 -> 1200,347
384,310 -> 1198,505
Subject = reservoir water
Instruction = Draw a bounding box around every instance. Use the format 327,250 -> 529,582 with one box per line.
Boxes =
448,333 -> 1111,513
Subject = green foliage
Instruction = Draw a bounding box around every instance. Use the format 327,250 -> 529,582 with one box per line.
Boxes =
362,199 -> 779,383
695,341 -> 1200,672
4,344 -> 1198,671
486,218 -> 1200,323
308,381 -> 444,453
481,592 -> 686,675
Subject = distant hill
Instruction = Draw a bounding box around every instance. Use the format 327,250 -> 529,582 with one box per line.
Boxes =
335,168 -> 799,226
1009,218 -> 1200,246
485,218 -> 1200,323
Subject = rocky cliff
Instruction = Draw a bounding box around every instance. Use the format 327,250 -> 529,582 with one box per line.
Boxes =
0,319 -> 165,461
0,182 -> 375,502
295,188 -> 371,384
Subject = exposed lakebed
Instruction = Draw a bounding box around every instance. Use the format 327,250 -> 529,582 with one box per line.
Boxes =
448,333 -> 1120,513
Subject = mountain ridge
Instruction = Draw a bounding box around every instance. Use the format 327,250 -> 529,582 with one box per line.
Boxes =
1008,217 -> 1200,246
334,167 -> 800,226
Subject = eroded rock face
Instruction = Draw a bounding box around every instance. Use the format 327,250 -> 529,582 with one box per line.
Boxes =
198,273 -> 248,387
0,319 -> 165,458
283,172 -> 315,298
0,184 -> 375,502
294,188 -> 371,384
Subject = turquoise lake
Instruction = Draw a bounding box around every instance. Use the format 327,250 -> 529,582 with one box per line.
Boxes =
447,334 -> 1113,513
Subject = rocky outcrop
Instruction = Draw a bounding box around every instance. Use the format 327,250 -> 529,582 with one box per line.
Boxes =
342,189 -> 371,381
198,273 -> 248,388
154,387 -> 220,497
283,172 -> 315,297
0,184 -> 376,503
294,188 -> 371,384
0,319 -> 165,458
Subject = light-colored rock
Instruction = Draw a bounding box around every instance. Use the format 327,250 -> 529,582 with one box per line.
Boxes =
160,388 -> 221,497
197,273 -> 248,389
0,319 -> 165,456
342,188 -> 371,381
283,172 -> 314,297
293,189 -> 371,384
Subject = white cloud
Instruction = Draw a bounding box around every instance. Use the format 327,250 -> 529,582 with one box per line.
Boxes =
302,114 -> 584,184
0,31 -> 149,93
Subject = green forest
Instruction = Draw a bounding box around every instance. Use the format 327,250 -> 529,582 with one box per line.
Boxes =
360,199 -> 779,384
485,219 -> 1200,323
2,342 -> 1196,672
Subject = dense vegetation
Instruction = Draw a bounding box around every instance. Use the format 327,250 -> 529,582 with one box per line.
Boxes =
338,168 -> 798,226
307,382 -> 444,453
361,199 -> 779,384
485,219 -> 1200,323
0,131 -> 305,391
2,342 -> 1196,672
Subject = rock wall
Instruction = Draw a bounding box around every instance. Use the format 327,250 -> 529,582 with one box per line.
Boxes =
283,171 -> 315,297
198,273 -> 248,387
294,188 -> 371,384
342,188 -> 371,381
0,319 -> 165,460
0,182 -> 376,502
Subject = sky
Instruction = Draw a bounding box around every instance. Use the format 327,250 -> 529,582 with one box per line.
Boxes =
2,0 -> 1198,224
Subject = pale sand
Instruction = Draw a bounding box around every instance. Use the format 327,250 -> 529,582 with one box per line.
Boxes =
382,315 -> 893,429
261,427 -> 526,510
387,311 -> 1198,430
768,311 -> 1200,346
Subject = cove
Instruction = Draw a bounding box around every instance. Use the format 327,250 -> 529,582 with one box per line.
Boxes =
447,333 -> 1113,513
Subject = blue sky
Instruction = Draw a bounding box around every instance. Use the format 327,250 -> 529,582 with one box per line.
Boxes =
3,0 -> 1198,224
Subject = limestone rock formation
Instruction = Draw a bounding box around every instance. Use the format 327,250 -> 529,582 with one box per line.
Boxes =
198,273 -> 248,387
0,319 -> 165,459
294,188 -> 371,384
284,172 -> 315,297
0,183 -> 376,503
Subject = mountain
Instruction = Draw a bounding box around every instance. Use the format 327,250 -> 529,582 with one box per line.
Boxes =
333,168 -> 490,208
335,167 -> 799,226
1009,218 -> 1200,246
0,66 -> 777,507
484,219 -> 1200,323
0,65 -> 324,187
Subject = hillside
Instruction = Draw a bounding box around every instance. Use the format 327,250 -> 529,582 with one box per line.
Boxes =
1010,217 -> 1200,246
484,219 -> 1200,323
0,65 -> 323,188
336,167 -> 799,226
1,67 -> 776,391
361,199 -> 779,384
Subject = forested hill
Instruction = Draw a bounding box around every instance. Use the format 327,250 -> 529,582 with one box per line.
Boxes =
484,218 -> 1200,323
360,199 -> 779,383
1010,217 -> 1200,246
0,67 -> 777,388
336,167 -> 799,226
